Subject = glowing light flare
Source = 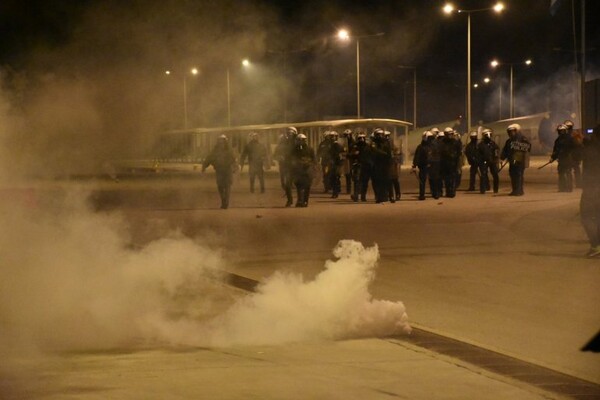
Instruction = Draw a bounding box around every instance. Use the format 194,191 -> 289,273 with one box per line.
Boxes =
443,4 -> 455,14
242,59 -> 250,67
525,59 -> 533,65
493,2 -> 505,13
191,67 -> 199,75
491,59 -> 500,68
484,77 -> 491,83
337,29 -> 350,41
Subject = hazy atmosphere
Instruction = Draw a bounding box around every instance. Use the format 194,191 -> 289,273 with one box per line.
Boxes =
0,2 -> 599,398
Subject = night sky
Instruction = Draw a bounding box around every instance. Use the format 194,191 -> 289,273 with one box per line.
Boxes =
1,0 -> 599,129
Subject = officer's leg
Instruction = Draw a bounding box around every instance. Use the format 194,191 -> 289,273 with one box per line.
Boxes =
491,165 -> 499,193
418,167 -> 427,200
258,167 -> 265,193
479,164 -> 488,193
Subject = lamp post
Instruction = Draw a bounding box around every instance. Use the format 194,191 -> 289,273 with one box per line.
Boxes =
398,65 -> 417,128
490,58 -> 532,118
165,67 -> 199,129
226,59 -> 251,127
443,2 -> 505,133
337,29 -> 385,119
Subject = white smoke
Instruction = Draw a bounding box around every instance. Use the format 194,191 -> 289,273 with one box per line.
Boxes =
157,240 -> 411,347
0,192 -> 410,353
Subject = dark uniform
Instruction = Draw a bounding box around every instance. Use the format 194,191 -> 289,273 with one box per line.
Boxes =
290,135 -> 316,207
464,132 -> 480,191
580,125 -> 600,256
439,130 -> 461,198
565,121 -> 583,188
477,131 -> 500,194
370,129 -> 392,203
386,132 -> 401,202
274,127 -> 297,207
317,133 -> 332,193
342,130 -> 354,194
202,136 -> 237,209
550,124 -> 575,192
348,134 -> 369,202
328,133 -> 344,198
500,124 -> 531,196
240,133 -> 267,193
412,132 -> 432,200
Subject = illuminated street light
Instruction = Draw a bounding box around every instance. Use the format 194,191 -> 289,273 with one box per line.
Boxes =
227,58 -> 251,127
490,58 -> 532,118
337,29 -> 385,118
484,77 -> 491,84
166,67 -> 199,129
443,2 -> 505,133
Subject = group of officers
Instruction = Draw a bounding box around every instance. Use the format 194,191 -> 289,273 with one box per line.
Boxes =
274,126 -> 403,207
201,120 -> 581,209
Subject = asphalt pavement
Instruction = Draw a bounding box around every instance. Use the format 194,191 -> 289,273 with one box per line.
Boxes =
1,156 -> 599,399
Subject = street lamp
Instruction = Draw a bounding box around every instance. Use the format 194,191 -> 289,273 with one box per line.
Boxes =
226,58 -> 251,127
337,29 -> 385,119
165,67 -> 199,129
398,65 -> 417,128
490,58 -> 532,118
443,2 -> 505,133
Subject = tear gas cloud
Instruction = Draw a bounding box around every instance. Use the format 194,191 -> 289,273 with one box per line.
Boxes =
0,190 -> 410,353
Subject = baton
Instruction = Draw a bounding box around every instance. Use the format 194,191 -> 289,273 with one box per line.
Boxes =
537,160 -> 555,170
498,160 -> 508,172
410,168 -> 420,181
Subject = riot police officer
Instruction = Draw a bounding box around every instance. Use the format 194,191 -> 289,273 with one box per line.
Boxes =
370,128 -> 392,203
478,129 -> 500,194
328,131 -> 344,198
317,131 -> 332,193
274,127 -> 298,206
550,124 -> 575,192
290,133 -> 316,207
202,135 -> 238,209
240,132 -> 267,193
412,131 -> 434,200
440,127 -> 461,198
464,131 -> 480,191
501,123 -> 531,196
349,132 -> 368,202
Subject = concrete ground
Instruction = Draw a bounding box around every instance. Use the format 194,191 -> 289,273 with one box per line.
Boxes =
1,157 -> 599,399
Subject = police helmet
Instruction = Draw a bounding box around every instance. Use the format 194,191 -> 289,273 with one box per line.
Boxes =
218,134 -> 228,141
444,127 -> 454,134
482,130 -> 492,138
557,124 -> 568,133
469,131 -> 478,138
564,120 -> 574,129
384,130 -> 391,136
438,131 -> 445,137
297,133 -> 307,140
343,129 -> 352,136
424,130 -> 434,137
431,127 -> 440,135
329,131 -> 339,139
287,126 -> 298,136
507,123 -> 521,133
